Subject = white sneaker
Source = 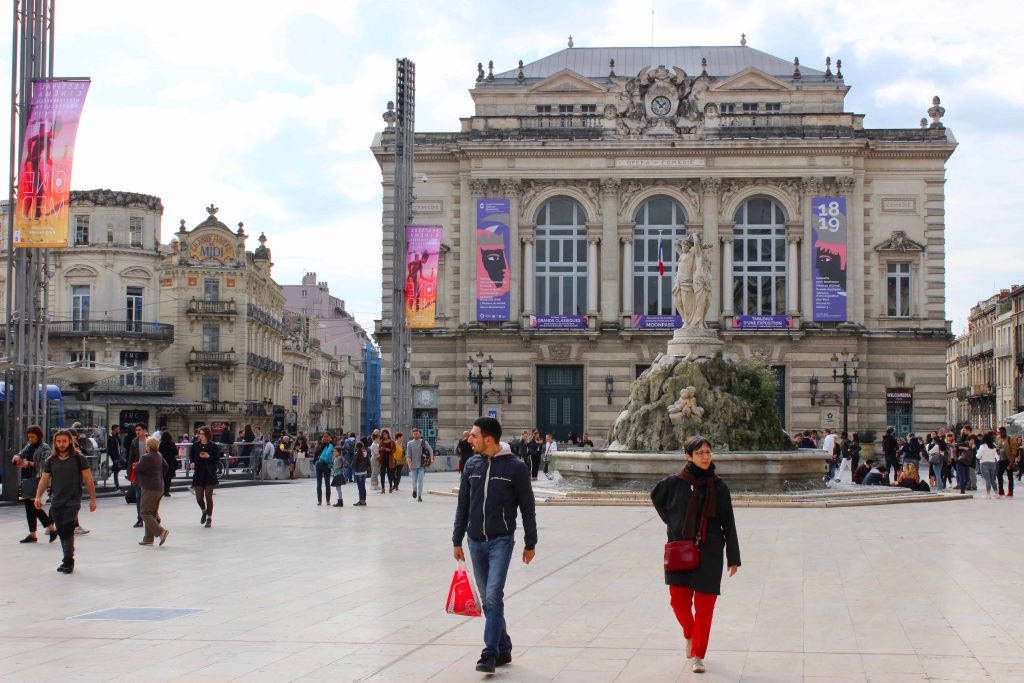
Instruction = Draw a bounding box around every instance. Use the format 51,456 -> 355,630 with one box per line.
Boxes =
691,657 -> 705,673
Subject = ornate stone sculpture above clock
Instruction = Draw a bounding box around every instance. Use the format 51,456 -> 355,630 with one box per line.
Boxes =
610,65 -> 715,136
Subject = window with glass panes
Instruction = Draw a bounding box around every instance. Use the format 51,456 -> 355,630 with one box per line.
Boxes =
129,216 -> 143,246
535,197 -> 588,316
633,196 -> 687,315
74,215 -> 89,245
733,197 -> 787,316
126,286 -> 143,331
71,285 -> 90,331
887,262 -> 911,317
202,375 -> 219,402
202,325 -> 220,352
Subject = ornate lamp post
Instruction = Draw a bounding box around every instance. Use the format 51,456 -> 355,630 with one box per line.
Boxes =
830,351 -> 859,437
466,351 -> 494,418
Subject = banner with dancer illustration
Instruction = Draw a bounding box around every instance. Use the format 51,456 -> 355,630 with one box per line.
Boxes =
476,199 -> 511,321
14,78 -> 91,248
405,226 -> 442,328
811,197 -> 847,322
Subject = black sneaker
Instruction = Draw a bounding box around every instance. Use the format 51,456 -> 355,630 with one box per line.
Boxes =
333,501 -> 343,507
133,521 -> 143,528
20,535 -> 37,543
201,511 -> 208,525
475,655 -> 496,673
57,562 -> 74,574
412,491 -> 416,499
497,652 -> 512,666
204,518 -> 212,528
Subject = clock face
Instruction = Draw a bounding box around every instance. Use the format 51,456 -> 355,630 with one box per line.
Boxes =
651,96 -> 672,116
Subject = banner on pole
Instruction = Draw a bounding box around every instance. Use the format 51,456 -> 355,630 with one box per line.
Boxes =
811,197 -> 847,322
14,79 -> 90,248
476,199 -> 511,321
404,226 -> 442,328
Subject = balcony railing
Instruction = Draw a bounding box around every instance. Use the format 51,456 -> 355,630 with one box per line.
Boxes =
309,369 -> 322,383
246,303 -> 284,332
187,349 -> 237,369
90,375 -> 175,394
519,114 -> 603,130
187,299 -> 237,316
180,401 -> 242,416
49,320 -> 174,342
247,352 -> 284,375
995,343 -> 1012,357
244,401 -> 271,416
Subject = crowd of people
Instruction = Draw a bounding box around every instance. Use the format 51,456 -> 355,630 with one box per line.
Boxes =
795,424 -> 1022,495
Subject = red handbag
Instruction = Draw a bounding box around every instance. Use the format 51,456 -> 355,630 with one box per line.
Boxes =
664,517 -> 708,572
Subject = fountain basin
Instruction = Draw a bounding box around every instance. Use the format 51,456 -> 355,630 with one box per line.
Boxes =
555,449 -> 827,492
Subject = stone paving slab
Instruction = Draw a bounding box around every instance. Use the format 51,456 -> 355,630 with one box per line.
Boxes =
3,472 -> 1023,682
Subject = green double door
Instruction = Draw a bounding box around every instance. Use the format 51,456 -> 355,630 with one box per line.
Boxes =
537,365 -> 584,442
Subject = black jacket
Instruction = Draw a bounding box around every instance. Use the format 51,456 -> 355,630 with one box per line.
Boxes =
651,473 -> 741,596
452,446 -> 537,550
882,434 -> 899,458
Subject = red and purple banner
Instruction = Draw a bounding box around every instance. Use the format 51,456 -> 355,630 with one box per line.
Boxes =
476,199 -> 511,321
811,197 -> 847,322
528,315 -> 587,330
15,79 -> 90,248
731,315 -> 794,330
405,226 -> 442,328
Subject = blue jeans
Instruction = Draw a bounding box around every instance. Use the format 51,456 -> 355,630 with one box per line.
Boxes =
343,453 -> 354,483
931,463 -> 945,490
410,467 -> 425,498
132,484 -> 141,521
467,535 -> 514,657
354,474 -> 366,502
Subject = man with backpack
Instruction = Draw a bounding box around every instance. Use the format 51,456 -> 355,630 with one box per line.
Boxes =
405,428 -> 433,502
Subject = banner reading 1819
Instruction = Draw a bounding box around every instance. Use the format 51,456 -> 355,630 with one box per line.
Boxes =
811,197 -> 847,322
476,199 -> 511,321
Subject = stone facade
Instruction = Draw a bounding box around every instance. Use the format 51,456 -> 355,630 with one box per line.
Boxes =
372,44 -> 957,446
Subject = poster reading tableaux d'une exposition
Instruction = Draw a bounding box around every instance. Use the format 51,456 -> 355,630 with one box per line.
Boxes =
811,197 -> 847,322
476,199 -> 511,321
405,226 -> 442,328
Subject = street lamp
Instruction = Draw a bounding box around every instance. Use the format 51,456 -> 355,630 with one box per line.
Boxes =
467,352 -> 494,417
830,351 -> 859,437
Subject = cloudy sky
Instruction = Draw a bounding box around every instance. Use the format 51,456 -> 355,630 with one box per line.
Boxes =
8,0 -> 1020,335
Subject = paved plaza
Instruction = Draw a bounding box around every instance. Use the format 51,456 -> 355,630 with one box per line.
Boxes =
2,472 -> 1023,683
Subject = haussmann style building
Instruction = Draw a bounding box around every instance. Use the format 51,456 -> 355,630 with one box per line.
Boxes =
371,41 -> 957,446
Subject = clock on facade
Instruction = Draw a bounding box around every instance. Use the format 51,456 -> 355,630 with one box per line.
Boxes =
650,96 -> 672,116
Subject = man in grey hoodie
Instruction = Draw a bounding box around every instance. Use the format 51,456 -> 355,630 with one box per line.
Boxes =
405,428 -> 433,502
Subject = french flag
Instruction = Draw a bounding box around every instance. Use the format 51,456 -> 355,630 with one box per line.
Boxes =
657,238 -> 665,276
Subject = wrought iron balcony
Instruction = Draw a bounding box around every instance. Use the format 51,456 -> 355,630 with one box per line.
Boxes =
244,401 -> 271,416
246,352 -> 284,375
187,349 -> 237,370
309,369 -> 322,383
89,375 -> 175,394
180,401 -> 242,416
246,303 -> 284,332
48,320 -> 174,342
187,299 -> 238,316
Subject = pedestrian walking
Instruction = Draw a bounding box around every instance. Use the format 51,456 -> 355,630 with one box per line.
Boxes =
542,433 -> 557,478
882,426 -> 899,481
456,430 -> 473,473
848,432 -> 861,474
330,437 -> 346,507
405,428 -> 433,502
106,424 -> 124,491
528,431 -> 543,481
928,436 -> 948,491
278,434 -> 296,479
158,429 -> 178,496
835,432 -> 853,483
342,432 -> 357,483
977,432 -> 999,498
651,436 -> 741,675
352,439 -> 370,505
189,426 -> 221,527
12,425 -> 57,544
391,432 -> 405,492
126,423 -> 147,528
134,436 -> 170,547
955,434 -> 976,495
452,417 -> 537,674
377,430 -> 394,494
314,433 -> 334,506
370,430 -> 382,490
34,430 -> 97,574
996,427 -> 1015,497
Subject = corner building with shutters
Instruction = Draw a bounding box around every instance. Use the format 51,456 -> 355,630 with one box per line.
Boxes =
371,44 -> 956,446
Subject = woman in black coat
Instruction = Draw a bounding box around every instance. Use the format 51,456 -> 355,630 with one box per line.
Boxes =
158,430 -> 178,496
189,426 -> 221,528
651,436 -> 741,675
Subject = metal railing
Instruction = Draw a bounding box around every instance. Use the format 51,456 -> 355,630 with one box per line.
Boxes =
187,349 -> 237,368
247,352 -> 284,375
187,299 -> 237,315
88,375 -> 175,393
519,114 -> 603,129
309,369 -> 322,383
246,303 -> 284,332
49,320 -> 174,341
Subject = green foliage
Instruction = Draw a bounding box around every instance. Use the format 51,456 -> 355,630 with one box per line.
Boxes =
610,350 -> 795,452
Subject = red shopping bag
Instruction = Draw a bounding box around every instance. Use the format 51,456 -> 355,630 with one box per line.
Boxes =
445,560 -> 482,617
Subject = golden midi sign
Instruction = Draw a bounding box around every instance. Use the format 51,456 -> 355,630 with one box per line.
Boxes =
189,234 -> 235,263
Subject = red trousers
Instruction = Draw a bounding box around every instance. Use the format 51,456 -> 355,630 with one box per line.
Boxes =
669,585 -> 718,658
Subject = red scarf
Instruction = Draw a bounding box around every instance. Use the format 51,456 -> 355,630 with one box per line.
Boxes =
677,462 -> 719,540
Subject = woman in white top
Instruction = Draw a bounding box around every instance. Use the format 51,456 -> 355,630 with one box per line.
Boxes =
976,433 -> 1000,498
543,433 -> 558,479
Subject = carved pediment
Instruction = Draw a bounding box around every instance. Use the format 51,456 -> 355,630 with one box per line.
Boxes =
874,231 -> 925,253
64,265 -> 98,278
711,67 -> 794,92
120,266 -> 153,280
528,69 -> 605,93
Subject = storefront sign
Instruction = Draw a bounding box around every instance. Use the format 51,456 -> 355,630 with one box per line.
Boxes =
632,314 -> 682,329
189,233 -> 236,263
886,388 -> 913,404
14,79 -> 91,247
528,315 -> 587,330
476,199 -> 511,321
811,197 -> 848,322
405,226 -> 442,328
731,315 -> 794,330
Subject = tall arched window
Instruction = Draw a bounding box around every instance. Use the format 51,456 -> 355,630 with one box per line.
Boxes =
633,197 -> 687,315
535,197 -> 588,315
733,197 -> 787,316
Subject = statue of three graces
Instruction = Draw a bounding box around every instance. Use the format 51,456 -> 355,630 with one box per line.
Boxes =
672,232 -> 713,329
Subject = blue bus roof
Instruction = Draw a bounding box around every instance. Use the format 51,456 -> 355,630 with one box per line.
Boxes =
0,382 -> 62,400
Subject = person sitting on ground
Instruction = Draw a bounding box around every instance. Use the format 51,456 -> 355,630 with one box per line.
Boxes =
862,464 -> 890,486
852,458 -> 874,485
895,466 -> 922,491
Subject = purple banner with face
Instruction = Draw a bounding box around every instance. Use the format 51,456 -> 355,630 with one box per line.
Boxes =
811,197 -> 847,322
476,199 -> 511,321
730,314 -> 794,330
528,315 -> 587,330
632,314 -> 682,330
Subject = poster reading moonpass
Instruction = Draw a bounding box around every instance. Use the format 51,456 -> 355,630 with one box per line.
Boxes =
811,197 -> 847,322
476,199 -> 511,321
15,79 -> 91,248
404,226 -> 442,328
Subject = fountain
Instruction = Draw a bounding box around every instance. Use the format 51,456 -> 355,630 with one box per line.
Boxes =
555,233 -> 825,492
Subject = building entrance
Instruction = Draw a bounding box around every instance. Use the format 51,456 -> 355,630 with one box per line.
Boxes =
537,365 -> 583,442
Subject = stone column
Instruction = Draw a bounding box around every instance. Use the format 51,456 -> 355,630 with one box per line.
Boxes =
600,178 -> 620,326
522,228 -> 535,320
458,173 -> 473,325
700,178 -> 721,321
587,232 -> 600,324
501,178 -> 522,326
621,233 -> 634,325
839,175 -> 860,324
721,234 -> 734,316
800,177 -> 821,321
787,235 -> 800,315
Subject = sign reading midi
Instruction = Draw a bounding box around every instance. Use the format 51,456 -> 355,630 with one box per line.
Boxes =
811,197 -> 847,322
15,79 -> 91,248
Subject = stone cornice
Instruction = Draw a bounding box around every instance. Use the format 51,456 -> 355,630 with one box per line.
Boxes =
71,189 -> 163,213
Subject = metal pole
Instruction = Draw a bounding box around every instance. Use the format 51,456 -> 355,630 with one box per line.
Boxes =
390,58 -> 414,439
